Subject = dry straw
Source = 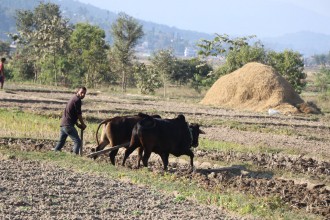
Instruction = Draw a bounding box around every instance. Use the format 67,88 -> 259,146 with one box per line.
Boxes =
201,62 -> 316,114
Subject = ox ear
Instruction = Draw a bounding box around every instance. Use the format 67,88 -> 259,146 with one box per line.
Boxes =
199,129 -> 206,134
177,114 -> 186,121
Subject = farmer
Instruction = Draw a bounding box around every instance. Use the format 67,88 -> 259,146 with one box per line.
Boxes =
54,86 -> 87,154
0,58 -> 6,89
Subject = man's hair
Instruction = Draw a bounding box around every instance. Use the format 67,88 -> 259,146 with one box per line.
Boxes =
76,86 -> 87,92
1,58 -> 6,62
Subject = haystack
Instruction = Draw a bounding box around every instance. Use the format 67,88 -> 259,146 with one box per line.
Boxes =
201,62 -> 309,114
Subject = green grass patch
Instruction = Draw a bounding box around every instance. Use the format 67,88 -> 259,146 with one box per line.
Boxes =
0,108 -> 59,139
199,138 -> 283,154
203,119 -> 298,136
0,108 -> 100,144
198,137 -> 326,160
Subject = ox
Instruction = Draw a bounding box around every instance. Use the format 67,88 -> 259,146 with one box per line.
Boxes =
122,114 -> 205,170
93,113 -> 161,165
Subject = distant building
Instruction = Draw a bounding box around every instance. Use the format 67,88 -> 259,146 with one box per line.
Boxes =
184,47 -> 197,57
9,41 -> 17,55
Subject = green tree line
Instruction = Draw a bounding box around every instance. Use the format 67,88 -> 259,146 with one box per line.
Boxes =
197,34 -> 307,94
1,2 -> 322,96
2,2 -> 211,95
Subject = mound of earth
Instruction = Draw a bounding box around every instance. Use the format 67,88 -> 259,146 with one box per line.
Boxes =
201,62 -> 319,114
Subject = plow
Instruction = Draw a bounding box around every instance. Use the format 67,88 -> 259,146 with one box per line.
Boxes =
85,142 -> 130,158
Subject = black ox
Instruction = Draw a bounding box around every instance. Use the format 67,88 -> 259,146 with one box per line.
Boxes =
122,114 -> 205,170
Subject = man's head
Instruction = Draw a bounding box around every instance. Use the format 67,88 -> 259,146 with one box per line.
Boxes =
76,86 -> 87,99
1,58 -> 6,63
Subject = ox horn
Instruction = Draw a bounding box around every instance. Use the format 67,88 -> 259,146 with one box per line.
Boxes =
199,129 -> 206,134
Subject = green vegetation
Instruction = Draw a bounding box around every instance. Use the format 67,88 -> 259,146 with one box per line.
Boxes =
150,49 -> 177,97
3,2 -> 214,95
69,23 -> 110,88
199,138 -> 283,154
0,109 -> 98,142
197,34 -> 306,94
0,109 -> 59,139
3,1 -> 321,98
314,67 -> 330,96
110,12 -> 144,92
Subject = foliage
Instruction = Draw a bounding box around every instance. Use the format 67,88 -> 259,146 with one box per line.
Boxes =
0,41 -> 10,57
197,33 -> 256,57
170,58 -> 212,87
224,41 -> 267,73
314,67 -> 330,93
266,50 -> 306,93
13,2 -> 72,84
133,63 -> 162,94
312,53 -> 330,66
149,49 -> 177,97
184,59 -> 213,93
69,23 -> 110,88
197,34 -> 306,93
111,12 -> 144,92
9,52 -> 35,80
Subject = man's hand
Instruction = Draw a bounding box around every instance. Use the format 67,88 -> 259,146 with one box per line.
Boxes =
77,123 -> 87,130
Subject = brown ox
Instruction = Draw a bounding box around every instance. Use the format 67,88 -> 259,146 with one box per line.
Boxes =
122,114 -> 205,170
93,113 -> 160,165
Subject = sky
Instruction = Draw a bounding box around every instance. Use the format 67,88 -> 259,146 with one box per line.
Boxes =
77,0 -> 330,38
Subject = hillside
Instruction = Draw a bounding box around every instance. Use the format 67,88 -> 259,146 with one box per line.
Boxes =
0,0 -> 211,57
263,31 -> 330,56
1,0 -> 330,57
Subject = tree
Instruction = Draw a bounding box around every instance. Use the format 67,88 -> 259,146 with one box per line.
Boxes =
167,58 -> 213,92
224,41 -> 267,73
187,59 -> 213,93
197,33 -> 256,57
315,67 -> 330,93
313,54 -> 328,66
69,23 -> 110,87
266,50 -> 306,93
15,2 -> 72,84
150,49 -> 177,97
0,41 -> 10,57
133,63 -> 162,94
169,59 -> 193,85
111,12 -> 144,92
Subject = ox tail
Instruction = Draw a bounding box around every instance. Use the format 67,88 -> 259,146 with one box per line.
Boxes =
95,118 -> 113,146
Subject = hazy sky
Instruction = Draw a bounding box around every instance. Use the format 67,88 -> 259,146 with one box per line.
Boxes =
77,0 -> 330,37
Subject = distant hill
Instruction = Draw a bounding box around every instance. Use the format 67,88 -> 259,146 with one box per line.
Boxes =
0,0 -> 212,57
1,0 -> 330,57
262,31 -> 330,56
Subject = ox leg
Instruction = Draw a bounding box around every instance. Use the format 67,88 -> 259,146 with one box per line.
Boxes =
92,141 -> 109,160
109,149 -> 119,165
122,144 -> 139,166
137,147 -> 143,168
160,153 -> 169,171
186,150 -> 195,172
142,150 -> 152,168
94,139 -> 109,152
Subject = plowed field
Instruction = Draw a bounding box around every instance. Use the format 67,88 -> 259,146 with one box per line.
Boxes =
0,84 -> 329,219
